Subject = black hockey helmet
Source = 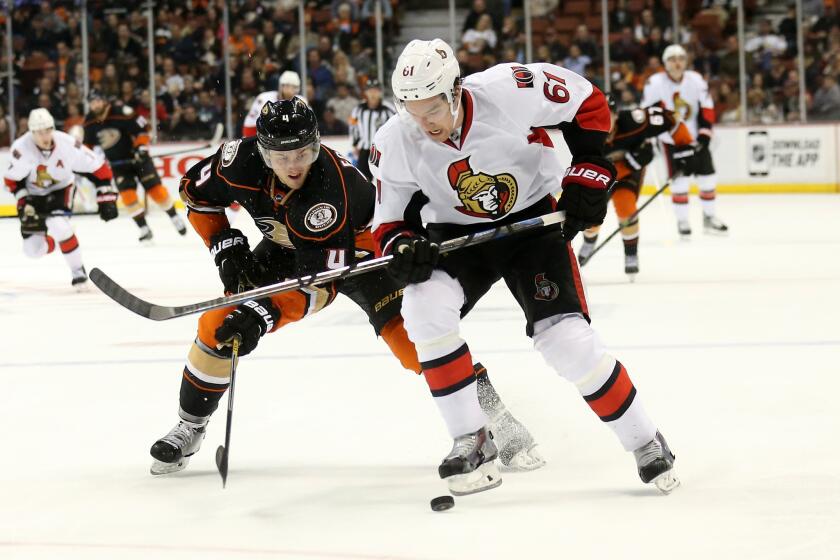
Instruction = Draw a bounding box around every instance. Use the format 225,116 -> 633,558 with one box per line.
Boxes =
256,98 -> 319,152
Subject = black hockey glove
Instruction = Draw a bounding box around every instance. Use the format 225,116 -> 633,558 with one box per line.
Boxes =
387,235 -> 440,284
625,141 -> 654,171
214,299 -> 280,356
95,185 -> 119,222
558,156 -> 616,242
17,195 -> 47,235
670,144 -> 698,175
210,228 -> 259,294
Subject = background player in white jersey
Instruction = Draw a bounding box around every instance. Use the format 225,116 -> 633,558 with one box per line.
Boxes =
241,71 -> 306,137
642,44 -> 728,235
370,39 -> 678,496
3,108 -> 118,288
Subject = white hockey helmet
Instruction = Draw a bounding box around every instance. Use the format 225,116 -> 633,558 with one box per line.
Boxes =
279,70 -> 301,88
391,39 -> 460,108
662,44 -> 687,63
28,108 -> 55,131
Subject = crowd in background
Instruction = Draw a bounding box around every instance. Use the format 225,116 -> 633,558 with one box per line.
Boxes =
1,0 -> 840,148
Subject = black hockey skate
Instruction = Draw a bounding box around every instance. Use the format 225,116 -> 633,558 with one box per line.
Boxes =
171,214 -> 187,236
703,215 -> 728,234
71,267 -> 88,291
677,220 -> 692,237
633,431 -> 679,494
475,364 -> 544,471
150,419 -> 207,475
624,254 -> 639,278
138,225 -> 154,243
438,426 -> 502,496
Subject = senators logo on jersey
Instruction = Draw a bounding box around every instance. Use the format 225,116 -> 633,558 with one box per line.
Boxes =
34,165 -> 58,189
447,157 -> 518,219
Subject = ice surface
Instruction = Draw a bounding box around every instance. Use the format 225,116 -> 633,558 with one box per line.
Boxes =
1,194 -> 838,559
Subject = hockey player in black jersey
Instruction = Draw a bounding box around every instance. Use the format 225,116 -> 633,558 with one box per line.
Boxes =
148,99 -> 544,475
578,94 -> 699,276
83,89 -> 187,242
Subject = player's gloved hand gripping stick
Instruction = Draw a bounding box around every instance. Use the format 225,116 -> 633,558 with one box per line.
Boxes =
90,211 -> 566,321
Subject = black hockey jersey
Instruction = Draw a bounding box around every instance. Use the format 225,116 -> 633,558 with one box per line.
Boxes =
607,105 -> 692,180
180,137 -> 375,277
83,103 -> 150,163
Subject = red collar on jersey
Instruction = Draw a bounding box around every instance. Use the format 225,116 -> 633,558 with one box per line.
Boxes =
445,89 -> 474,150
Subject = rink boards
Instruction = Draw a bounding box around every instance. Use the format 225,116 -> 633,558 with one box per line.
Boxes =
1,123 -> 839,216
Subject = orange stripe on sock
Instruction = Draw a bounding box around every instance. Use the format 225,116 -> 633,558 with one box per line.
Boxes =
584,362 -> 635,420
699,191 -> 716,200
672,194 -> 689,204
59,235 -> 79,253
423,346 -> 474,393
182,369 -> 229,393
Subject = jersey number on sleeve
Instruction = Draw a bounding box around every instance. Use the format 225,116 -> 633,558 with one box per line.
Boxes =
196,163 -> 212,187
326,249 -> 346,270
542,71 -> 570,104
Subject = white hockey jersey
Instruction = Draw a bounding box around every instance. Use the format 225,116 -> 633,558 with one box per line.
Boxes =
4,130 -> 110,198
371,62 -> 608,237
242,91 -> 308,136
641,70 -> 715,143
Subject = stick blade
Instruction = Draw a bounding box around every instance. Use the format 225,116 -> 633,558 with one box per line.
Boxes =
215,445 -> 228,488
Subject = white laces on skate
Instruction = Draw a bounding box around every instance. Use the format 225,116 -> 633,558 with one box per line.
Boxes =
162,422 -> 200,450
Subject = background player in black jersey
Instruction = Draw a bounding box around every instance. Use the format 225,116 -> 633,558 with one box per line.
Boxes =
148,99 -> 543,475
83,90 -> 187,242
577,94 -> 699,277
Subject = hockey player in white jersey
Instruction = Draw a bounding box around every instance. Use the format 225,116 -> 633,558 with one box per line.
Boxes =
370,39 -> 678,496
3,108 -> 118,288
642,44 -> 728,235
241,71 -> 307,137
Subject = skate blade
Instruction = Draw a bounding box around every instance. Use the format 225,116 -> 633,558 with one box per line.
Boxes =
652,469 -> 680,494
150,456 -> 190,476
703,228 -> 728,236
500,446 -> 546,472
626,272 -> 638,283
73,282 -> 91,293
447,461 -> 503,496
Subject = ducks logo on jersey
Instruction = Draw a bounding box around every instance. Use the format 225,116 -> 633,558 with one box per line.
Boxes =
447,157 -> 518,219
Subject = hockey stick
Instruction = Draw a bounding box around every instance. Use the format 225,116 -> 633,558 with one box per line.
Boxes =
109,124 -> 226,166
580,174 -> 675,267
215,336 -> 240,488
90,210 -> 566,321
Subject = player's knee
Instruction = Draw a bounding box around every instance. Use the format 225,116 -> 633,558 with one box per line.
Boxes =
401,270 -> 464,343
148,184 -> 172,205
120,189 -> 139,207
22,235 -> 46,258
612,188 -> 637,219
533,313 -> 606,382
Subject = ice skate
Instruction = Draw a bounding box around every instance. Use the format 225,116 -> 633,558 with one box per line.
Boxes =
170,213 -> 187,236
438,426 -> 502,496
577,236 -> 597,265
475,364 -> 544,471
677,220 -> 691,237
703,214 -> 728,235
138,225 -> 154,243
71,267 -> 89,291
150,419 -> 207,475
624,254 -> 639,280
633,431 -> 679,494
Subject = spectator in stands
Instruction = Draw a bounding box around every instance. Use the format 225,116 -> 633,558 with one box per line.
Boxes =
24,17 -> 54,57
229,22 -> 256,57
308,49 -> 336,104
349,38 -> 375,76
612,0 -> 634,30
332,50 -> 358,89
644,27 -> 668,61
810,73 -> 840,120
611,27 -> 644,69
169,105 -> 211,140
463,14 -> 498,54
634,9 -> 658,44
319,106 -> 350,136
564,45 -> 592,77
463,0 -> 498,35
574,25 -> 600,65
113,23 -> 144,67
542,27 -> 568,62
63,102 -> 85,132
746,19 -> 788,55
196,90 -> 222,130
718,35 -> 741,79
326,82 -> 360,124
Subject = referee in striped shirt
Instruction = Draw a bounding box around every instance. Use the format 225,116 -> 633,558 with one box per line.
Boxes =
349,80 -> 396,180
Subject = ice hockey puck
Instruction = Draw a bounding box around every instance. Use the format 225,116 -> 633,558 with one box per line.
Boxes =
430,495 -> 455,512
